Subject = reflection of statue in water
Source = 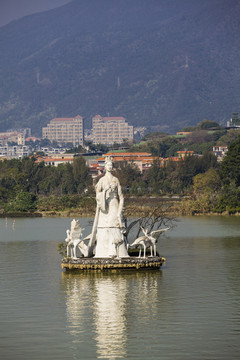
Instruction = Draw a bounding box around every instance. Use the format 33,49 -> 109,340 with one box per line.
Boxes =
89,156 -> 129,258
94,275 -> 127,358
62,272 -> 159,359
62,272 -> 128,359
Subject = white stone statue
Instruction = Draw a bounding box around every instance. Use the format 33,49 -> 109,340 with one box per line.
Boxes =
88,156 -> 129,258
65,219 -> 88,258
128,226 -> 169,258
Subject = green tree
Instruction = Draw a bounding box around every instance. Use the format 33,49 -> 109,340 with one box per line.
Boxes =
193,168 -> 221,197
113,161 -> 141,193
198,119 -> 221,129
213,136 -> 240,213
220,136 -> 240,187
214,184 -> 240,214
72,156 -> 92,193
217,129 -> 240,146
59,163 -> 76,194
184,130 -> 213,144
145,160 -> 166,194
37,165 -> 60,195
6,192 -> 37,212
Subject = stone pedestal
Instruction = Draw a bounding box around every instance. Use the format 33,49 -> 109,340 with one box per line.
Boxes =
61,256 -> 166,271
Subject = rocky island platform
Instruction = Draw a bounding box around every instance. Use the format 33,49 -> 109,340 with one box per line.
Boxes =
61,256 -> 166,271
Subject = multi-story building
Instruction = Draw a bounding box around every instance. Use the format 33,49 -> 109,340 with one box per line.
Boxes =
42,115 -> 84,146
226,112 -> 240,129
7,128 -> 31,138
212,146 -> 228,161
0,132 -> 25,146
92,115 -> 133,145
0,145 -> 31,159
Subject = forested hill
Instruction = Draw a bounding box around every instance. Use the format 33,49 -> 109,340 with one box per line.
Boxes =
0,0 -> 240,135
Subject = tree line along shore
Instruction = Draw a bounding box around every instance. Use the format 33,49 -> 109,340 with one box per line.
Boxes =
0,126 -> 239,217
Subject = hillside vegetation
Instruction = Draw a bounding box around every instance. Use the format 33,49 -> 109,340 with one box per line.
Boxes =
0,0 -> 240,134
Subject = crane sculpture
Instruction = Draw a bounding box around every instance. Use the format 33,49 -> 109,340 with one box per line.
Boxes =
128,226 -> 169,258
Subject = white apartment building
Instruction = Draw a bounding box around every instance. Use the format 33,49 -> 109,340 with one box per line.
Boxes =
42,115 -> 84,146
0,145 -> 31,159
92,115 -> 133,145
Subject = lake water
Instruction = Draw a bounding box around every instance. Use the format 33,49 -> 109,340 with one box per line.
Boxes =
0,216 -> 239,360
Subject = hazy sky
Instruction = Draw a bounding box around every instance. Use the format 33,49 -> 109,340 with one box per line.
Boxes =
0,0 -> 71,27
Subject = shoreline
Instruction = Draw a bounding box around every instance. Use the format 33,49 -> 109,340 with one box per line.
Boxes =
1,195 -> 239,218
1,208 -> 239,218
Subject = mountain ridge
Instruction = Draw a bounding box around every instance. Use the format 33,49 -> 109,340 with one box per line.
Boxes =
0,0 -> 240,135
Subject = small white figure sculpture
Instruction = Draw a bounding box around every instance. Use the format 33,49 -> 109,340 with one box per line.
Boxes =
65,219 -> 88,258
128,226 -> 169,258
88,156 -> 129,258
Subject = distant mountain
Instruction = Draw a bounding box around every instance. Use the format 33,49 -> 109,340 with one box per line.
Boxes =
0,0 -> 240,136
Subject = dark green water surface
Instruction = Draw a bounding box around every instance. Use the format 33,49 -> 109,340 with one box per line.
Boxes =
0,216 -> 239,360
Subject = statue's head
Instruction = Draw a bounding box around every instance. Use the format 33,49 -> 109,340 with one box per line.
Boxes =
104,156 -> 113,172
70,219 -> 84,237
71,219 -> 81,230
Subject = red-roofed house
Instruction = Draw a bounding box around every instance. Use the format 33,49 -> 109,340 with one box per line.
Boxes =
177,150 -> 194,159
35,154 -> 76,166
25,136 -> 41,143
88,163 -> 105,178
